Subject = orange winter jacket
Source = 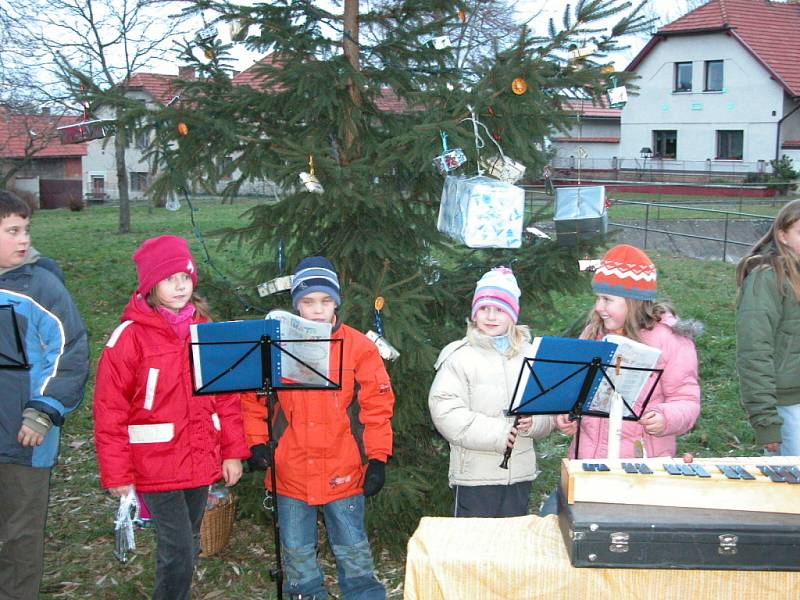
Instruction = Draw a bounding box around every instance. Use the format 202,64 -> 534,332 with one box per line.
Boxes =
242,321 -> 395,505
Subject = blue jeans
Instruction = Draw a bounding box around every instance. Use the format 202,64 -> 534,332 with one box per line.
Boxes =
143,486 -> 208,600
778,404 -> 800,456
277,494 -> 385,600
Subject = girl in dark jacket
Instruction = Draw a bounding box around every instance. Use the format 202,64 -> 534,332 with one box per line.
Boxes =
736,199 -> 800,456
93,235 -> 249,600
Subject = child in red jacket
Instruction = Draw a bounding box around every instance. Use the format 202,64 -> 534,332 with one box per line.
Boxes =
93,235 -> 249,600
243,256 -> 395,600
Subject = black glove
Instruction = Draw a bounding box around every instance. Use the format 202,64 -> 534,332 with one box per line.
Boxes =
247,444 -> 271,471
363,459 -> 386,498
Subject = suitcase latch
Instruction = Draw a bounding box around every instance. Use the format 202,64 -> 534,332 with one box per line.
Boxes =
609,532 -> 629,553
718,534 -> 738,555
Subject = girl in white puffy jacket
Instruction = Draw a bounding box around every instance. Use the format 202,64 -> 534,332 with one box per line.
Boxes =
428,267 -> 554,517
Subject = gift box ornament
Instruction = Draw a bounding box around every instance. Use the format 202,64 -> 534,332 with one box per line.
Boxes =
479,154 -> 526,184
607,85 -> 628,109
433,148 -> 467,174
433,131 -> 467,174
437,175 -> 524,248
554,185 -> 608,247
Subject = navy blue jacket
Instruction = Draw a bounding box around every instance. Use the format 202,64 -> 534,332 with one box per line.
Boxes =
0,261 -> 89,468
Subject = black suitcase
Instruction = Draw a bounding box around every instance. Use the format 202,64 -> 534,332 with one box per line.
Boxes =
557,491 -> 800,571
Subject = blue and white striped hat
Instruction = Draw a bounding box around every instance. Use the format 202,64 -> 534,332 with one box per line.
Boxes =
291,256 -> 341,307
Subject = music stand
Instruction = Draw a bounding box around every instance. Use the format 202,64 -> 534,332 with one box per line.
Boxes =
0,304 -> 30,369
189,319 -> 343,599
505,336 -> 662,459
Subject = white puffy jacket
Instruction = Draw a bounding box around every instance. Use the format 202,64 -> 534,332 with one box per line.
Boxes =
428,328 -> 554,487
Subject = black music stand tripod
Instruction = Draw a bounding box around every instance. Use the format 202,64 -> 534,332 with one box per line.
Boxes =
191,325 -> 342,599
505,355 -> 661,461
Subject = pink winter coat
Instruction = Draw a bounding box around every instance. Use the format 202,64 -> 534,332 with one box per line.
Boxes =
568,315 -> 701,459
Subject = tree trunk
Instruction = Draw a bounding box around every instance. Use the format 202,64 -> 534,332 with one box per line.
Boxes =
115,122 -> 131,233
342,0 -> 361,163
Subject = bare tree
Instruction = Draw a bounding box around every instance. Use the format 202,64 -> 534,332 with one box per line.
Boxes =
22,0 -> 192,232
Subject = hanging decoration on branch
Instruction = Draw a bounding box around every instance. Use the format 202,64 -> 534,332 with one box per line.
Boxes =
58,92 -> 113,144
366,296 -> 399,361
299,155 -> 324,194
195,24 -> 218,45
511,77 -> 528,95
567,42 -> 597,61
436,107 -> 524,248
458,7 -> 467,23
433,131 -> 467,175
177,122 -> 189,137
462,106 -> 526,184
57,118 -> 112,144
606,75 -> 628,109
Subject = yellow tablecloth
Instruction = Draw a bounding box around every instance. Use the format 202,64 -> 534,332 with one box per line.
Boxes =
404,515 -> 800,600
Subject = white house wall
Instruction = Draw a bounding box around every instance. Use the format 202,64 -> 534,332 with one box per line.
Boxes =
622,31 -> 785,168
83,96 -> 156,201
550,117 -> 621,167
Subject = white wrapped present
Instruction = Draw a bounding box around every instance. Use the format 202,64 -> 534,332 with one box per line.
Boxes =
554,185 -> 608,246
437,175 -> 524,248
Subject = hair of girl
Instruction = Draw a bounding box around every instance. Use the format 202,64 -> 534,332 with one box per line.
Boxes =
465,319 -> 532,356
736,198 -> 800,302
146,289 -> 213,320
584,298 -> 677,343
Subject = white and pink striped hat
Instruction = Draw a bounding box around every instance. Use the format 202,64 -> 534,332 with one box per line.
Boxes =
471,266 -> 521,324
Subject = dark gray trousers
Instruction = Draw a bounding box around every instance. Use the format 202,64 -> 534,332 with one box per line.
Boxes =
142,486 -> 208,600
452,480 -> 533,518
0,463 -> 52,600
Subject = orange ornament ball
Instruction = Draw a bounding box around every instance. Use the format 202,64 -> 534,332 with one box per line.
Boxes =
511,77 -> 528,95
177,122 -> 189,137
374,296 -> 385,311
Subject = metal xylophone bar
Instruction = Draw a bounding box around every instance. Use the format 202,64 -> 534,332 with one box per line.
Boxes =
580,461 -> 800,481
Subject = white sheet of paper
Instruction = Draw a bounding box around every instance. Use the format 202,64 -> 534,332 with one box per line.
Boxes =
266,310 -> 331,385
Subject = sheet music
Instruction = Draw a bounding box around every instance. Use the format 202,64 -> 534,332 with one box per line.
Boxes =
588,334 -> 661,416
266,310 -> 331,385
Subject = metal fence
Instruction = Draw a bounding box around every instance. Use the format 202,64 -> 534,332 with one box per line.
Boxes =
520,186 -> 779,263
550,156 -> 774,178
608,200 -> 774,263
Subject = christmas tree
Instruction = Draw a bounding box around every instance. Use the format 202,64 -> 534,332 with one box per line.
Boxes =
143,0 -> 651,550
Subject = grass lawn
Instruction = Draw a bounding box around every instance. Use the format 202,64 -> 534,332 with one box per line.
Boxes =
30,200 -> 759,598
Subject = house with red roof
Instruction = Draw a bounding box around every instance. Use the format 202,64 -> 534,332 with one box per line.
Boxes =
549,97 -> 623,171
83,69 -> 189,202
621,0 -> 800,171
0,108 -> 89,208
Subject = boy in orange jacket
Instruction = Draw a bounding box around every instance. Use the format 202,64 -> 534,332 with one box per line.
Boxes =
243,256 -> 395,600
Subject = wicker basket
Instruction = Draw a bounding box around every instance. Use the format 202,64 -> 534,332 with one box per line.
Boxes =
199,491 -> 235,557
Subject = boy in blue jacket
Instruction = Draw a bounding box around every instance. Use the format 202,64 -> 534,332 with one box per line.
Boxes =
0,190 -> 89,599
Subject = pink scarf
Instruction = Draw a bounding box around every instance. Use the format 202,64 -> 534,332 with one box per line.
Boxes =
157,303 -> 196,340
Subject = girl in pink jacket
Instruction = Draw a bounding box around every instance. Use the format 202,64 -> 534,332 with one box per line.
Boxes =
94,236 -> 249,600
554,245 -> 702,460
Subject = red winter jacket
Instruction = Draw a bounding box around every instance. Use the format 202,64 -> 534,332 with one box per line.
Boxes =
94,294 -> 250,493
242,321 -> 395,505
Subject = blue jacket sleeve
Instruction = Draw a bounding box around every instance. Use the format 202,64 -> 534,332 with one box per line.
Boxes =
25,270 -> 90,425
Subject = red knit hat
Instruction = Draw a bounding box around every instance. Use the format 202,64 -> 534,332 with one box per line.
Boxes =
591,244 -> 656,300
133,235 -> 197,295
